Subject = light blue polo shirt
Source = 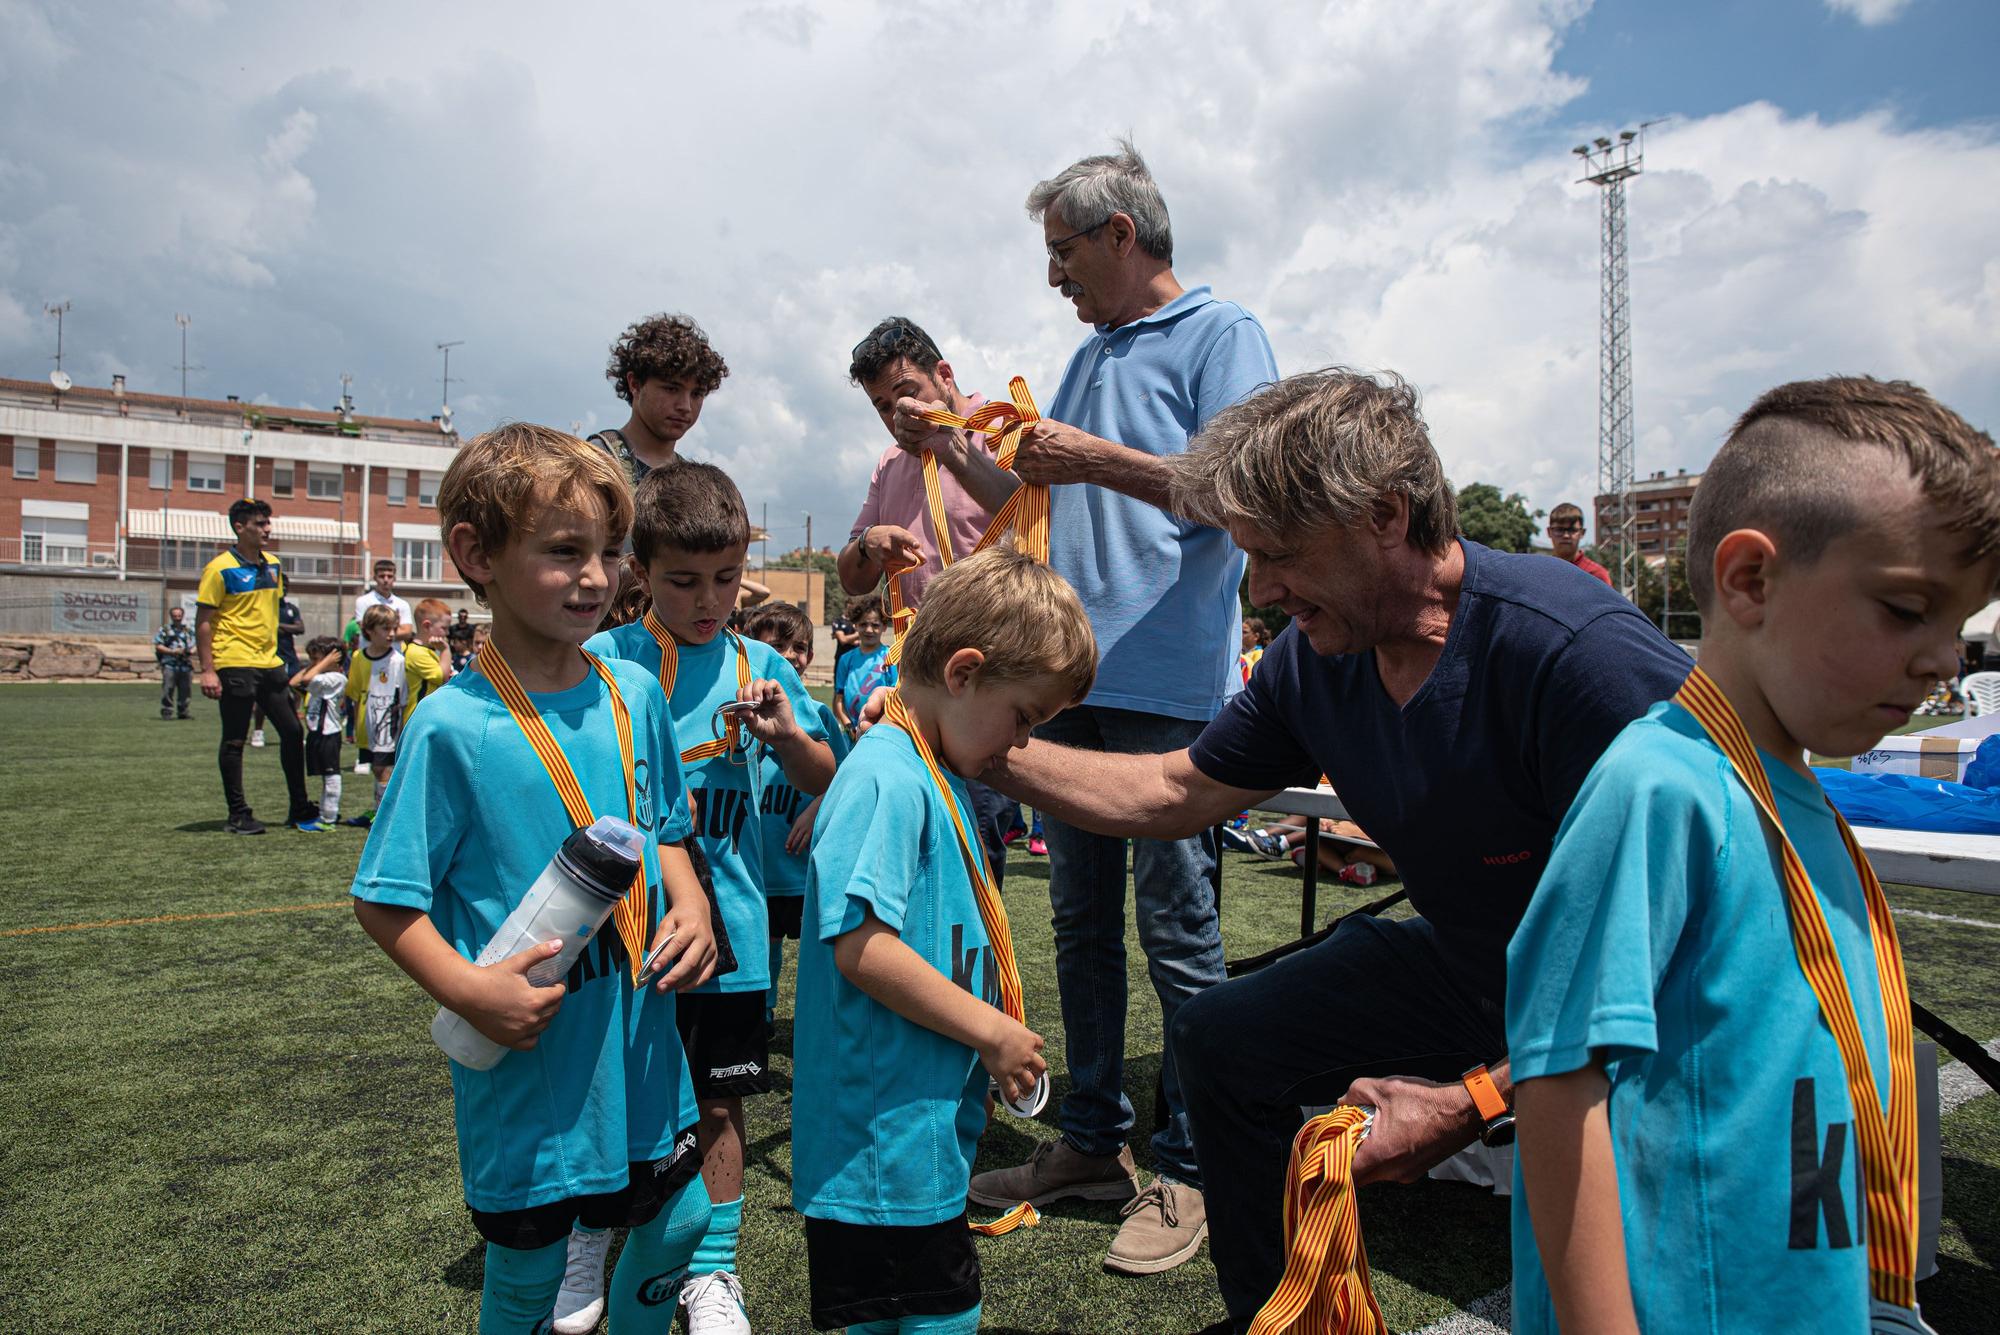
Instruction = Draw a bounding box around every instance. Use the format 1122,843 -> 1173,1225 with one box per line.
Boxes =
1045,285 -> 1278,721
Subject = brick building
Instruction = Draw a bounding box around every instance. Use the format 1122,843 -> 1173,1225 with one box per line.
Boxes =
2,373 -> 464,636
1595,467 -> 1700,562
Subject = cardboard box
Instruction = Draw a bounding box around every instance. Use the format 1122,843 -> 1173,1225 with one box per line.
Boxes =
1850,734 -> 1981,784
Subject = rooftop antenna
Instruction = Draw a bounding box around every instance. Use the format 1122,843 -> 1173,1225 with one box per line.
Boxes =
174,314 -> 204,405
338,371 -> 355,419
46,301 -> 72,391
436,340 -> 464,436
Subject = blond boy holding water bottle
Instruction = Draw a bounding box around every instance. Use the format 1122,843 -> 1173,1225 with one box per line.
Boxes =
350,424 -> 720,1335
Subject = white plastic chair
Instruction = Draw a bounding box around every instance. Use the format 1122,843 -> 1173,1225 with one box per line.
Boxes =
1962,671 -> 2000,717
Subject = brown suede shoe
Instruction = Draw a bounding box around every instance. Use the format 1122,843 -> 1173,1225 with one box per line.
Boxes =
1104,1179 -> 1208,1275
967,1139 -> 1141,1209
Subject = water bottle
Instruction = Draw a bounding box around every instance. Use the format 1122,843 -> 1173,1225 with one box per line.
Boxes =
430,815 -> 645,1071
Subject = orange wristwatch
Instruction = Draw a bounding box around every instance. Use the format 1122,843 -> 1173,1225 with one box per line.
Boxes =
1461,1064 -> 1515,1147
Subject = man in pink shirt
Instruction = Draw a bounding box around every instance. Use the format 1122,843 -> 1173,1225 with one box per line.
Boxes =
837,316 -> 1025,879
838,317 -> 1020,609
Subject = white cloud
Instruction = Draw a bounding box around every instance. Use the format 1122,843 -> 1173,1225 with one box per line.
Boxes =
1825,0 -> 1917,25
0,0 -> 1992,545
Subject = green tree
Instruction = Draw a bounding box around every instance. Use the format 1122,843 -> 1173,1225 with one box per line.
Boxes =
1455,482 -> 1541,553
1632,550 -> 1701,643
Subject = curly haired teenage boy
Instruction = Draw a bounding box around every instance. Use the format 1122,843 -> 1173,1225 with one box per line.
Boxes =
1510,378 -> 2000,1335
594,313 -> 731,485
351,424 -> 719,1334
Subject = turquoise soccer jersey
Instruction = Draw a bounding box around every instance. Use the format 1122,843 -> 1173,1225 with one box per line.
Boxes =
836,643 -> 896,723
791,722 -> 998,1226
586,625 -> 826,993
760,701 -> 850,899
1507,700 -> 1894,1333
349,657 -> 696,1213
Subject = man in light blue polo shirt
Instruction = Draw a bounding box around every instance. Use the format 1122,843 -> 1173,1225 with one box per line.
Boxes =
963,139 -> 1278,1278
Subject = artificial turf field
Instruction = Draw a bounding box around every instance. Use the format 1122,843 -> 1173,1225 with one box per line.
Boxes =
3,681 -> 1996,1333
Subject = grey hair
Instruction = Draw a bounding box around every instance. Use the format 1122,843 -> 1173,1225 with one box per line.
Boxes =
1024,138 -> 1174,264
1171,367 -> 1458,555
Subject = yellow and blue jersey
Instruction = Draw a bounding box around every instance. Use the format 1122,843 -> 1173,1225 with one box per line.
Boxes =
194,549 -> 285,670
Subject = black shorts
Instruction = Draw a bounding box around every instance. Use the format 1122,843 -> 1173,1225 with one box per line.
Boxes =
358,747 -> 395,768
675,991 -> 771,1098
469,1130 -> 702,1251
305,733 -> 342,777
804,1213 -> 979,1330
767,893 -> 803,940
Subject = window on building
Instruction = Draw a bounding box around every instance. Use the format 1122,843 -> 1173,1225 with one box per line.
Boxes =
270,462 -> 294,497
395,537 -> 442,582
308,468 -> 343,500
160,539 -> 212,573
54,442 -> 97,485
148,451 -> 171,489
13,440 -> 37,479
387,471 -> 408,506
188,454 -> 225,493
281,542 -> 337,577
418,471 -> 441,507
22,516 -> 88,566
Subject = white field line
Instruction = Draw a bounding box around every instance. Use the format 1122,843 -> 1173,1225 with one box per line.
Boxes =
1940,1039 -> 2000,1116
1894,906 -> 2000,931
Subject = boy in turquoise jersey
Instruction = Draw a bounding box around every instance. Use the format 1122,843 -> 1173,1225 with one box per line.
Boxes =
350,424 -> 721,1335
794,546 -> 1096,1333
583,460 -> 836,1335
832,592 -> 895,735
1509,378 -> 2000,1335
742,602 -> 852,1031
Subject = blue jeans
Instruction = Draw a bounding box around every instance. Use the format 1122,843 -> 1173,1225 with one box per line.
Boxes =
1036,704 -> 1224,1187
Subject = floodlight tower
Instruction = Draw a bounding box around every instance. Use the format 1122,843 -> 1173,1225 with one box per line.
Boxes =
1574,126 -> 1649,600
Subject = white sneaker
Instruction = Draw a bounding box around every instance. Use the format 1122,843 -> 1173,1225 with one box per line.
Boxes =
551,1227 -> 611,1334
680,1270 -> 751,1335
250,729 -> 266,747
352,759 -> 369,774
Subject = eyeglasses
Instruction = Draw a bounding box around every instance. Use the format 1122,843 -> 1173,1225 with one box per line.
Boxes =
852,320 -> 941,368
1547,522 -> 1585,534
1046,219 -> 1108,266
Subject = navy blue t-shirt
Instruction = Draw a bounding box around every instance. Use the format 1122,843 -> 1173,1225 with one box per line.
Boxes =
1188,540 -> 1691,1000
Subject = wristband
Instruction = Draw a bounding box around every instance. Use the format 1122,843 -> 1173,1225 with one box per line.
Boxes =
1461,1064 -> 1515,1147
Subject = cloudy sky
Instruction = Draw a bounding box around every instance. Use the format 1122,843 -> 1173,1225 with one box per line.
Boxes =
3,0 -> 1995,552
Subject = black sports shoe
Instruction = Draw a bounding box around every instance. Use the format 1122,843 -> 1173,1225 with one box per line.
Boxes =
226,813 -> 268,836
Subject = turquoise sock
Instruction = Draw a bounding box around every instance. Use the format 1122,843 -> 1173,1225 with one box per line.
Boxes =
767,937 -> 785,1021
477,1236 -> 566,1335
846,1308 -> 980,1335
607,1177 -> 712,1332
691,1194 -> 742,1275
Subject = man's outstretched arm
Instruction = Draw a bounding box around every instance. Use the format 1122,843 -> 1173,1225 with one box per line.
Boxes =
983,739 -> 1272,840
